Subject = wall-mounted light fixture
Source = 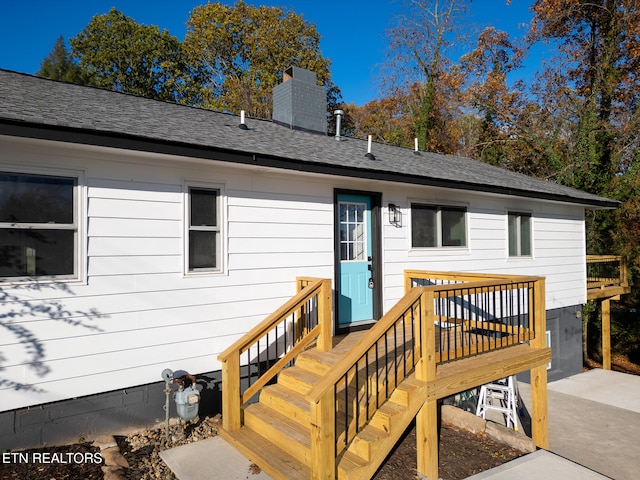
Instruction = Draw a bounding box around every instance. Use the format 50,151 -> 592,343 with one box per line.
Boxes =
388,203 -> 401,227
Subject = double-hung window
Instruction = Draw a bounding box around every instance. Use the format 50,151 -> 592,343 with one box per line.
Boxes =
0,172 -> 78,280
187,187 -> 221,272
411,203 -> 467,248
508,211 -> 531,257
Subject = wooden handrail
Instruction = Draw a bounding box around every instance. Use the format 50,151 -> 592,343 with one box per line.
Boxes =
424,276 -> 543,296
241,324 -> 321,404
218,278 -> 328,361
219,277 -> 331,433
404,269 -> 529,292
307,275 -> 544,405
305,287 -> 423,404
586,255 -> 628,288
586,255 -> 621,262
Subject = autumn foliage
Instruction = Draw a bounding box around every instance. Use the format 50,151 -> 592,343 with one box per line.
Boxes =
38,0 -> 640,310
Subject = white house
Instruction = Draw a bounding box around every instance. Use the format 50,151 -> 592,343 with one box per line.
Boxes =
0,68 -> 617,449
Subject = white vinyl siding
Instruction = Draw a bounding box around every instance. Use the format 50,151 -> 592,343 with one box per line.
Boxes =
0,136 -> 588,413
382,187 -> 586,313
0,138 -> 335,412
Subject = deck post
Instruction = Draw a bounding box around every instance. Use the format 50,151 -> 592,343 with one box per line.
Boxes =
295,278 -> 308,341
317,279 -> 333,352
221,352 -> 242,432
404,271 -> 413,294
529,278 -> 549,449
602,298 -> 612,370
621,256 -> 629,286
416,289 -> 439,480
310,388 -> 336,480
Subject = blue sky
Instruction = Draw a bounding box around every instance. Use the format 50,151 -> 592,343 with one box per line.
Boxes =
0,1 -> 543,106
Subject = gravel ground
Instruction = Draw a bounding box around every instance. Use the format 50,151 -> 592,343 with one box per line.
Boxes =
1,413 -> 522,480
116,415 -> 223,480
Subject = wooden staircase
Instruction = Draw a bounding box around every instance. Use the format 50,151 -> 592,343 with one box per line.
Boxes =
218,273 -> 551,480
220,332 -> 428,480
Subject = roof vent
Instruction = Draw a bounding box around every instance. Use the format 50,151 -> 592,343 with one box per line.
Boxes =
365,135 -> 376,160
239,110 -> 249,130
272,66 -> 327,134
334,110 -> 344,141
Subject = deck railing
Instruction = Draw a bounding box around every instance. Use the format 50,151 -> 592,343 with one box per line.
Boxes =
217,277 -> 332,432
586,255 -> 628,289
406,270 -> 537,363
305,271 -> 545,477
306,287 -> 424,462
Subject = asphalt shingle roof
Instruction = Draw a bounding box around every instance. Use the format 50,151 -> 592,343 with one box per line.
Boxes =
0,69 -> 618,208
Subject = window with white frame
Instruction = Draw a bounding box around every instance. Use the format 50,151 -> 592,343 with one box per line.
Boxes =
0,172 -> 78,279
187,186 -> 220,272
411,203 -> 467,248
508,211 -> 532,257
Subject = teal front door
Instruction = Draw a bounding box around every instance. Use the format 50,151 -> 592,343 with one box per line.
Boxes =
337,193 -> 375,327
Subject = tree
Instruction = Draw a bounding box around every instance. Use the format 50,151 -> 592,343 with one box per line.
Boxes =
344,92 -> 415,146
37,36 -> 85,84
459,27 -> 524,167
529,0 -> 640,195
528,0 -> 640,362
183,0 -> 337,119
70,8 -> 195,103
383,0 -> 469,153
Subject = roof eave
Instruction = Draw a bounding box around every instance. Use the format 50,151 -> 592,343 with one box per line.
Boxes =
0,119 -> 620,210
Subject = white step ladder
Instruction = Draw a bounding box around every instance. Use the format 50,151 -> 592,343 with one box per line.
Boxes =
475,376 -> 519,431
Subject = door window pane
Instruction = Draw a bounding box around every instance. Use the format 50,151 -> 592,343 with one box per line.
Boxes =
339,202 -> 367,261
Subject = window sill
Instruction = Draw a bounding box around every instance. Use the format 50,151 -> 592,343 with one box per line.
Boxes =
408,247 -> 470,256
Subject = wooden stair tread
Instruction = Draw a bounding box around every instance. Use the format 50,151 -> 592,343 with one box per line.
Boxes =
244,402 -> 311,445
220,427 -> 310,480
243,402 -> 311,464
296,348 -> 342,375
337,450 -> 368,479
260,383 -> 311,425
368,401 -> 406,433
278,365 -> 323,394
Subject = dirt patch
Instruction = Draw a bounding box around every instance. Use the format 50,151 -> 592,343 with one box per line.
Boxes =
0,442 -> 103,480
585,353 -> 640,375
0,418 -> 523,480
374,422 -> 523,480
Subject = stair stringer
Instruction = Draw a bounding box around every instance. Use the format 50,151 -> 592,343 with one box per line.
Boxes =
337,375 -> 429,480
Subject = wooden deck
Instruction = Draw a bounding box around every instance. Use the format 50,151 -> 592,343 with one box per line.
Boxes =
218,273 -> 552,480
221,331 -> 549,480
586,256 -> 632,370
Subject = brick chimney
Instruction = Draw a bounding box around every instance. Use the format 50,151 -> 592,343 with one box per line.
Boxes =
272,66 -> 327,134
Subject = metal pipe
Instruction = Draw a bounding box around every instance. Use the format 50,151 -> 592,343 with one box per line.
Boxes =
334,109 -> 344,141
